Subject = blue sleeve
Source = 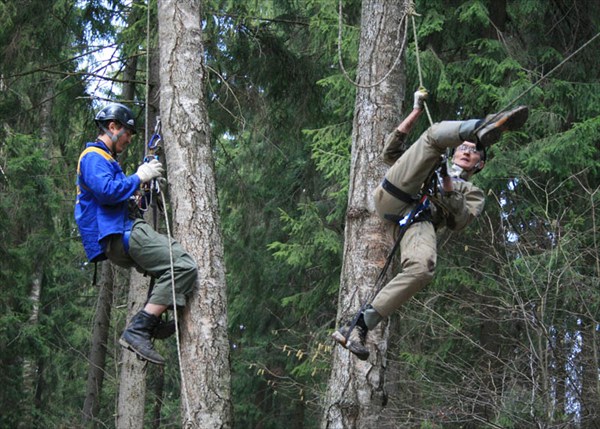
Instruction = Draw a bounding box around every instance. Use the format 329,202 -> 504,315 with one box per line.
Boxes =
80,152 -> 141,205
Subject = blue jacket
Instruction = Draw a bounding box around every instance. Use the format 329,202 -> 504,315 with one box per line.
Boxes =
75,141 -> 141,262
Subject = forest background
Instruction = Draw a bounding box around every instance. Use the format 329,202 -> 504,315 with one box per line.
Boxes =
1,0 -> 599,428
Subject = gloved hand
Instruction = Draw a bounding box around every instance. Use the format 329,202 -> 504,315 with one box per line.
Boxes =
136,159 -> 164,183
413,87 -> 428,109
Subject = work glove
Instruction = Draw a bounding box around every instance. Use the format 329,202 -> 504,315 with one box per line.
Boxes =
136,159 -> 164,183
413,87 -> 428,109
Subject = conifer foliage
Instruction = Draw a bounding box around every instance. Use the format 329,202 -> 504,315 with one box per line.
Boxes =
1,0 -> 600,427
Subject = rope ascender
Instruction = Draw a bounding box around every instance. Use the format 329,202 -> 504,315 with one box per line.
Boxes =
139,118 -> 164,224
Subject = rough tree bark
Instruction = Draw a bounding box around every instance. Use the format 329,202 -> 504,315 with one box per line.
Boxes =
157,0 -> 232,427
117,23 -> 152,425
82,261 -> 114,428
116,269 -> 150,429
322,1 -> 409,428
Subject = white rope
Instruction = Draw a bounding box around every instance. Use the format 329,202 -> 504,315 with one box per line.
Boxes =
160,191 -> 192,423
408,4 -> 433,126
145,0 -> 192,423
337,0 -> 410,89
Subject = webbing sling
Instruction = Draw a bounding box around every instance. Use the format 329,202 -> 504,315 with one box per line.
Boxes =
381,178 -> 418,204
342,194 -> 431,342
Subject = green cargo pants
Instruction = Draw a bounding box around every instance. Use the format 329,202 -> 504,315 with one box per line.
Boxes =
104,219 -> 197,307
371,121 -> 463,317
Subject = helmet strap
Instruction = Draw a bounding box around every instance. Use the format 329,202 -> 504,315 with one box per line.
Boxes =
112,127 -> 126,143
99,122 -> 126,157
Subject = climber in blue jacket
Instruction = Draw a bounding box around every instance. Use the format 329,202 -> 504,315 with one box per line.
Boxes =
75,103 -> 197,365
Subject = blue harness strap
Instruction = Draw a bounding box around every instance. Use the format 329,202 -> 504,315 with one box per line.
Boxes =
122,229 -> 132,254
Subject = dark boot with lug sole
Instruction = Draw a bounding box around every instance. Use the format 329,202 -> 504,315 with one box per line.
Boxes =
476,105 -> 529,147
331,313 -> 370,361
119,310 -> 166,365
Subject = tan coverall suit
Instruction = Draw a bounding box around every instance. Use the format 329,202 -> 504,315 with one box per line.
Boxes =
371,121 -> 486,318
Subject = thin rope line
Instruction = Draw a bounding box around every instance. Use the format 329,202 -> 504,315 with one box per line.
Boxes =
146,0 -> 192,423
507,30 -> 600,110
337,0 -> 410,89
145,1 -> 150,146
160,192 -> 192,422
476,30 -> 600,132
409,8 -> 433,126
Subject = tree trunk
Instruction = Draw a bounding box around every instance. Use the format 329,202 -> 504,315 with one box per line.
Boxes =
116,3 -> 157,426
21,264 -> 43,429
117,269 -> 150,429
322,1 -> 408,428
157,1 -> 232,427
82,261 -> 114,427
579,320 -> 600,428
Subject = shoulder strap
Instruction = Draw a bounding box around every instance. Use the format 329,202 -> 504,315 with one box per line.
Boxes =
77,146 -> 114,174
77,146 -> 114,193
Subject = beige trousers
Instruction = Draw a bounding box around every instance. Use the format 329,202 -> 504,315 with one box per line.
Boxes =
371,121 -> 464,317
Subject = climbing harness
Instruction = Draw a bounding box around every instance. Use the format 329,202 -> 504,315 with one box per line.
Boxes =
334,161 -> 442,348
335,0 -> 600,356
333,193 -> 432,348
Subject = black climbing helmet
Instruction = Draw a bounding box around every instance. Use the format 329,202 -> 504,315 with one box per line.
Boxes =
94,103 -> 137,134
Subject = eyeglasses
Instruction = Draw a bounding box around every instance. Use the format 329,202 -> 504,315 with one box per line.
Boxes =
456,144 -> 479,154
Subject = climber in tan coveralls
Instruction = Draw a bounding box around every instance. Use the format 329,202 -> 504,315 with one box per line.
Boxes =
333,89 -> 529,360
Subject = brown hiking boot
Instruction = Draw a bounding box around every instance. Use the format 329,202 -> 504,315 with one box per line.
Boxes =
476,105 -> 529,147
331,315 -> 370,361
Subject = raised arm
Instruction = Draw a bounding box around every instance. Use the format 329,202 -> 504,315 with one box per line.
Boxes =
382,88 -> 428,165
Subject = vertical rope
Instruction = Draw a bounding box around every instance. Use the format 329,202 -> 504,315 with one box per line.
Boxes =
337,0 -> 410,88
160,193 -> 192,424
146,0 -> 192,423
145,0 -> 151,147
408,2 -> 433,126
